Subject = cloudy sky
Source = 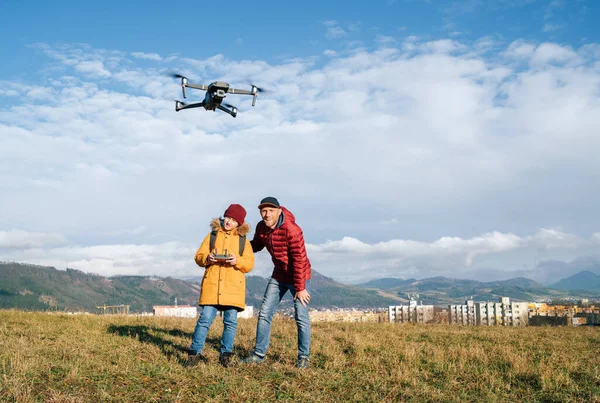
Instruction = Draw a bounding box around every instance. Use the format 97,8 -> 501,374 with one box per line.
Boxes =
1,0 -> 599,284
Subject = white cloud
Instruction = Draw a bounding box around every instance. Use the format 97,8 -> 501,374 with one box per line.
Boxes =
74,60 -> 111,78
1,228 -> 597,283
0,230 -> 67,249
2,38 -> 600,283
376,35 -> 397,46
530,42 -> 579,66
131,52 -> 163,61
542,23 -> 565,32
419,39 -> 467,54
323,20 -> 347,39
503,40 -> 537,59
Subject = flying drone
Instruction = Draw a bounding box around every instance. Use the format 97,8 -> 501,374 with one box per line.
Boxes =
171,74 -> 264,118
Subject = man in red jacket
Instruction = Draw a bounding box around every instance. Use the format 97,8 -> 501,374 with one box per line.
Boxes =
242,196 -> 312,369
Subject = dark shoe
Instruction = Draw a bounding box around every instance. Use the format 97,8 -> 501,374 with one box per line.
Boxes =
185,353 -> 206,367
219,352 -> 235,367
241,353 -> 265,365
297,356 -> 310,369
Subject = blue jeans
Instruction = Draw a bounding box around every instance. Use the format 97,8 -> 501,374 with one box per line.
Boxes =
254,277 -> 311,359
189,305 -> 238,354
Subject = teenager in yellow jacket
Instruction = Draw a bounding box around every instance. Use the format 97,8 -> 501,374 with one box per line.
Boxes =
187,204 -> 254,367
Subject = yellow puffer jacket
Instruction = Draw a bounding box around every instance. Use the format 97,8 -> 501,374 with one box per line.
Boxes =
194,218 -> 254,311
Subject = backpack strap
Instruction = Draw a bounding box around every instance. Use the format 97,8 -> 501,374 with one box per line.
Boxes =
210,230 -> 246,256
209,230 -> 217,253
239,235 -> 246,256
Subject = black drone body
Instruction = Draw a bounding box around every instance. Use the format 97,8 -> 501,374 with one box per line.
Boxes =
172,75 -> 263,118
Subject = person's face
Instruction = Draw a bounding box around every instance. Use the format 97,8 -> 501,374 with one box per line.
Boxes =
223,216 -> 239,231
261,207 -> 282,229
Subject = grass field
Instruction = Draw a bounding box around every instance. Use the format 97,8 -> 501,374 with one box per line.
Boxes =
1,310 -> 599,402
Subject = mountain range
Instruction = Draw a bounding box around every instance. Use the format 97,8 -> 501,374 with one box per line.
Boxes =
0,262 -> 403,312
359,272 -> 600,305
0,262 -> 597,312
550,271 -> 600,292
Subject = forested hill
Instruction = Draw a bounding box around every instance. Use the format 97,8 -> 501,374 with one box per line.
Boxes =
0,262 -> 200,312
0,262 -> 403,312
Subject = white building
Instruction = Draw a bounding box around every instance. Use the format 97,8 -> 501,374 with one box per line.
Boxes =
153,305 -> 198,318
450,297 -> 529,326
389,300 -> 434,324
475,301 -> 503,326
448,299 -> 476,325
237,305 -> 254,319
474,297 -> 528,326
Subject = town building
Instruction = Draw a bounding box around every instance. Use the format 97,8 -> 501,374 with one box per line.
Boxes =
528,302 -> 600,326
237,305 -> 254,319
449,297 -> 528,326
153,305 -> 197,318
310,309 -> 383,323
448,299 -> 476,325
388,299 -> 435,324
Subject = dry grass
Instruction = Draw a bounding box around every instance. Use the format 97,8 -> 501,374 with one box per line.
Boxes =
0,310 -> 599,402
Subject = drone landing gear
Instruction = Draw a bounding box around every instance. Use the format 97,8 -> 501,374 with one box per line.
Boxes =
216,103 -> 237,118
175,101 -> 205,112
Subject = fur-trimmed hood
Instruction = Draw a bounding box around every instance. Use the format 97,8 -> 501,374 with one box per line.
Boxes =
210,218 -> 251,236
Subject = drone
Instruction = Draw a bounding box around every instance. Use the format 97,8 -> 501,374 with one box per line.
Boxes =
172,74 -> 264,118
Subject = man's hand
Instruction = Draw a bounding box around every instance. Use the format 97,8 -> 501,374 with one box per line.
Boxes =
294,289 -> 311,307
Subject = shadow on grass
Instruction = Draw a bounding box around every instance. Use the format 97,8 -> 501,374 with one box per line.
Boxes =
107,325 -> 222,363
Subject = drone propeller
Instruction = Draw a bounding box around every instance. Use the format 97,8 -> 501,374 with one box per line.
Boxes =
250,84 -> 266,93
244,83 -> 268,106
169,73 -> 188,98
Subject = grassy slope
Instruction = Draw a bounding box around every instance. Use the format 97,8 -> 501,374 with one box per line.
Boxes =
1,310 -> 599,402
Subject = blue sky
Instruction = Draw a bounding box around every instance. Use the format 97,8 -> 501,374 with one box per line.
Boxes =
2,0 -> 596,78
1,0 -> 600,284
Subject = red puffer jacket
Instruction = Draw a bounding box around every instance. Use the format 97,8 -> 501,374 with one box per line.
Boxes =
251,206 -> 311,291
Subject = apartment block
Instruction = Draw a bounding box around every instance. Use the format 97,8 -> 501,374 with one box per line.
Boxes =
388,300 -> 434,324
449,297 -> 529,326
153,305 -> 197,318
448,299 -> 476,325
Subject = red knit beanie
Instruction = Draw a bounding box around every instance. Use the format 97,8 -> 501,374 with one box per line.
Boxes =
224,204 -> 246,225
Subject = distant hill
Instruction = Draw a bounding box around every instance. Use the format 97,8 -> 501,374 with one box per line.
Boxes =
0,262 -> 402,312
360,278 -> 417,289
357,275 -> 591,305
0,262 -> 199,312
489,277 -> 546,289
550,271 -> 600,292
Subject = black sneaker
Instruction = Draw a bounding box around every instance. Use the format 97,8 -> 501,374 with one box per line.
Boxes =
219,352 -> 235,367
241,353 -> 266,365
185,353 -> 206,367
297,356 -> 310,369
